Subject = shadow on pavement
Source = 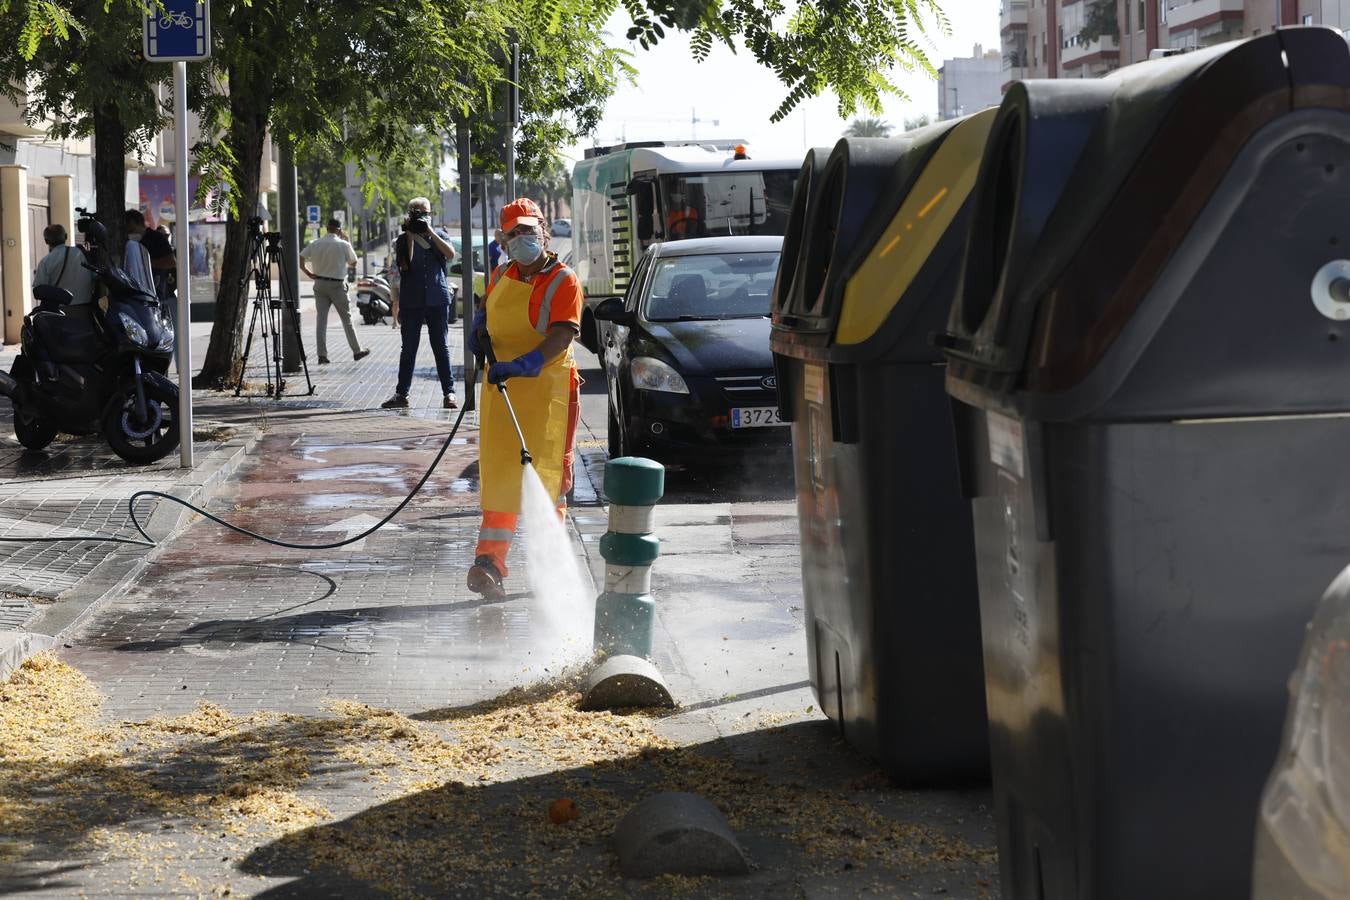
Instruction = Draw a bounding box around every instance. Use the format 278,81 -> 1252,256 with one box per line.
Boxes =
237,720 -> 999,898
661,457 -> 796,505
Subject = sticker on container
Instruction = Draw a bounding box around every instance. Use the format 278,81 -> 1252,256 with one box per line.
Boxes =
803,363 -> 825,405
986,411 -> 1025,478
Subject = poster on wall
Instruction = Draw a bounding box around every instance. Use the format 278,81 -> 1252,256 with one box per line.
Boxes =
137,175 -> 229,292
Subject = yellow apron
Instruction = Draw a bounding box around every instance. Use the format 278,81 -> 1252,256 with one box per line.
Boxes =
480,272 -> 575,514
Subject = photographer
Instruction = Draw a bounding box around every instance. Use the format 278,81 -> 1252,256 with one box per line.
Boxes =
382,197 -> 458,410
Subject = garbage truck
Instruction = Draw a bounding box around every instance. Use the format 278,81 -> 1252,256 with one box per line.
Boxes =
571,140 -> 801,351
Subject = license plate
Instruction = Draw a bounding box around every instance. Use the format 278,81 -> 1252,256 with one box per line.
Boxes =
731,407 -> 785,429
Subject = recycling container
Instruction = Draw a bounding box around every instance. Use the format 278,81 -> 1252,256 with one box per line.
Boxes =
771,113 -> 996,783
939,28 -> 1350,899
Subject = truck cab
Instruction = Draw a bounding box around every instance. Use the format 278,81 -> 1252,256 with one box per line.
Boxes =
572,140 -> 801,352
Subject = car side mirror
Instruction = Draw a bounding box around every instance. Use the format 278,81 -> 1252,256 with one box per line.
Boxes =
593,296 -> 635,326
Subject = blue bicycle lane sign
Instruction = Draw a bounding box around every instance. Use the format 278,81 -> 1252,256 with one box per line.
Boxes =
143,0 -> 211,62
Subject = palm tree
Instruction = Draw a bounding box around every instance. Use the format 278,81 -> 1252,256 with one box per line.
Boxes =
843,117 -> 893,138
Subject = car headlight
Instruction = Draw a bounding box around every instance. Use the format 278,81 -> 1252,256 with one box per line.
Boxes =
631,357 -> 690,394
118,312 -> 148,347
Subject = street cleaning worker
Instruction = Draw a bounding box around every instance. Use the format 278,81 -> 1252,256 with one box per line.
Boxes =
466,198 -> 582,598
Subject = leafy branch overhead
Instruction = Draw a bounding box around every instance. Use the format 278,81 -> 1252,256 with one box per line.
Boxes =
633,0 -> 950,120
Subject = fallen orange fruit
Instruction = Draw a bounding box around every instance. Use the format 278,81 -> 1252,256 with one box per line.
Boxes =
548,797 -> 579,824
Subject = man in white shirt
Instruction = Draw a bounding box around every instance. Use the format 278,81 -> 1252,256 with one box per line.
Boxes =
300,218 -> 370,364
32,224 -> 96,305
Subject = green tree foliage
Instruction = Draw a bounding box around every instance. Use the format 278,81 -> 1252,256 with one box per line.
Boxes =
1079,0 -> 1119,43
631,0 -> 950,120
843,117 -> 893,137
903,113 -> 932,130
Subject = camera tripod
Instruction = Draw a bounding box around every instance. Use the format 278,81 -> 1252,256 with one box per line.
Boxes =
231,220 -> 315,398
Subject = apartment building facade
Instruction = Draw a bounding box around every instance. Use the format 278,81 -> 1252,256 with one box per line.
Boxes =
1001,0 -> 1350,91
938,45 -> 1005,119
0,82 -> 150,343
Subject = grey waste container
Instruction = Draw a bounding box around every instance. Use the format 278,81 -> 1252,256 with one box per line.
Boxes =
771,115 -> 996,783
940,27 -> 1350,900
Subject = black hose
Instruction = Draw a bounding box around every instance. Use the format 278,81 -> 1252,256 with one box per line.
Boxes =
0,400 -> 471,551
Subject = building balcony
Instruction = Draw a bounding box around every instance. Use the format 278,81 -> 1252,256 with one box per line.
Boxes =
1062,33 -> 1119,69
1001,0 -> 1028,32
1164,0 -> 1244,31
0,78 -> 50,138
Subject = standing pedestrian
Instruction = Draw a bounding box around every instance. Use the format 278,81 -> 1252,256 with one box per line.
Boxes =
300,218 -> 370,364
487,228 -> 505,272
125,211 -> 177,319
382,197 -> 458,409
466,197 -> 583,598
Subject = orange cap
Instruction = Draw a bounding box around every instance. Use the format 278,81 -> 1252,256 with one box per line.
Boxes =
500,197 -> 545,233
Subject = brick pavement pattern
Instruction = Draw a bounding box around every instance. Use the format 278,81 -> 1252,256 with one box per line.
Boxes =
0,308 -> 1001,897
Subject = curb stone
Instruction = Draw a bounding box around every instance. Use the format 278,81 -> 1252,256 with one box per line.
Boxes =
0,430 -> 260,680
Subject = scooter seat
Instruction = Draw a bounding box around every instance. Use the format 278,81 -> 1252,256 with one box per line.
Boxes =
33,305 -> 104,365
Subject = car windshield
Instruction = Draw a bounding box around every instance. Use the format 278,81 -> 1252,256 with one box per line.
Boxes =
643,251 -> 780,321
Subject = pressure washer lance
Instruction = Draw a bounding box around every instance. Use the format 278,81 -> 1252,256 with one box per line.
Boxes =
478,331 -> 533,467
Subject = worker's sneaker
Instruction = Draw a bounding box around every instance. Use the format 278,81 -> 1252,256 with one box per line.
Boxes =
467,555 -> 505,599
354,349 -> 371,361
380,394 -> 409,409
443,393 -> 458,410
317,357 -> 330,365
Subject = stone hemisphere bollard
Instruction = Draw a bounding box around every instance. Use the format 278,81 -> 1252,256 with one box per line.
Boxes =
593,456 -> 664,658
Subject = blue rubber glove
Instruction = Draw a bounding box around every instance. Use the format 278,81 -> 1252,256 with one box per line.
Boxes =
466,305 -> 488,357
488,349 -> 545,385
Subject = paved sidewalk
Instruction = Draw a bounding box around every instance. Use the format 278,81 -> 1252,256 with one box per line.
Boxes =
0,312 -> 1000,897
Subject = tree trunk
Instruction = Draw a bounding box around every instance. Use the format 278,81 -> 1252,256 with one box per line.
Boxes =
193,84 -> 269,389
92,101 -> 127,258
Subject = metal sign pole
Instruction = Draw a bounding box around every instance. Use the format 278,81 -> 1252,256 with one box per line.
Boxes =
173,60 -> 193,468
457,122 -> 476,413
506,38 -> 518,201
143,0 -> 209,467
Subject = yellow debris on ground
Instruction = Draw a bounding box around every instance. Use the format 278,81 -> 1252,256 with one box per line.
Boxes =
0,652 -> 996,897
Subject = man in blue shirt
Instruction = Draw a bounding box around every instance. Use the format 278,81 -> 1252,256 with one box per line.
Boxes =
383,197 -> 458,409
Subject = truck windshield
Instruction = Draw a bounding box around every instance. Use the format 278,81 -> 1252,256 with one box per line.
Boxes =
659,170 -> 797,239
643,251 -> 781,321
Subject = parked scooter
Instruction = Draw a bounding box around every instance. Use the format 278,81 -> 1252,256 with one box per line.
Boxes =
355,266 -> 460,325
0,210 -> 179,464
355,268 -> 393,325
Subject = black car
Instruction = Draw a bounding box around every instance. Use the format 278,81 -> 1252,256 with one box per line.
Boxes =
593,235 -> 788,462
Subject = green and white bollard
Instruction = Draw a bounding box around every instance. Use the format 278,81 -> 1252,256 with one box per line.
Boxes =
581,457 -> 674,711
593,457 -> 664,657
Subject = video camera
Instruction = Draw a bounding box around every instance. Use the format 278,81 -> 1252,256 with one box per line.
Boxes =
74,207 -> 107,248
247,215 -> 266,237
403,208 -> 430,235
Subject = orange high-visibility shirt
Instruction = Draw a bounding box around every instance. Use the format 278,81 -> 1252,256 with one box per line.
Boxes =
488,254 -> 583,334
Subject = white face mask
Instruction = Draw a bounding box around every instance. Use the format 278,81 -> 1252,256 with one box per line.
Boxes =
508,234 -> 543,265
